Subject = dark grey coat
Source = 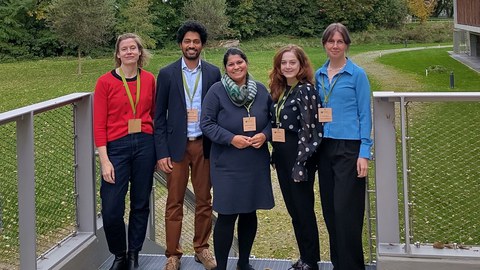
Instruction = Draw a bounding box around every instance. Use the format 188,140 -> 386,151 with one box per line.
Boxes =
200,81 -> 275,214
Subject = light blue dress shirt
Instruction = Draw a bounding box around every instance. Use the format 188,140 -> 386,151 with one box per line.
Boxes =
315,58 -> 373,159
181,57 -> 203,137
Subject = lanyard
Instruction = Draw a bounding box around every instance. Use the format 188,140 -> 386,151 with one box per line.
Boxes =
119,68 -> 141,116
244,101 -> 254,117
320,73 -> 342,107
275,82 -> 298,125
182,69 -> 202,107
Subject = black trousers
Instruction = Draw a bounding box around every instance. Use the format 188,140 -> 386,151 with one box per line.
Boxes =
272,132 -> 320,268
317,138 -> 366,270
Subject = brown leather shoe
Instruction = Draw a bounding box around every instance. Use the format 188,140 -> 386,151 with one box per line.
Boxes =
194,249 -> 217,270
163,256 -> 181,270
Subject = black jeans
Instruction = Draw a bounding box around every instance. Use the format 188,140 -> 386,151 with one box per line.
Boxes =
100,133 -> 156,255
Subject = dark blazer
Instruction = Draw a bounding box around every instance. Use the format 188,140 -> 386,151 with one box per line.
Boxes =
154,58 -> 221,162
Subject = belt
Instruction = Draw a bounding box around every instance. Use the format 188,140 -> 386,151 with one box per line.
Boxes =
188,135 -> 203,141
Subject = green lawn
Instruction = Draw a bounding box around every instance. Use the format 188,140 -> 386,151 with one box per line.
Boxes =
377,48 -> 480,91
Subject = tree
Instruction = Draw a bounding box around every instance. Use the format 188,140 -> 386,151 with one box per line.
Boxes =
0,0 -> 60,60
225,0 -> 259,39
407,0 -> 437,23
183,0 -> 231,40
432,0 -> 453,17
150,0 -> 185,48
318,0 -> 377,32
116,0 -> 156,48
46,0 -> 115,74
370,0 -> 409,28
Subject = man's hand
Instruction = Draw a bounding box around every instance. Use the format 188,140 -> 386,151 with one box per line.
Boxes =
157,157 -> 173,174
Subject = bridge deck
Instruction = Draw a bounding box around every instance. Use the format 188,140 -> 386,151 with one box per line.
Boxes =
99,255 -> 377,270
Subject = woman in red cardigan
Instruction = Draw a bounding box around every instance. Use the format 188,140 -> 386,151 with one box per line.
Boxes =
94,33 -> 156,270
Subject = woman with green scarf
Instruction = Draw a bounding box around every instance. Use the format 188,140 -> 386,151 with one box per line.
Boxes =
200,48 -> 274,270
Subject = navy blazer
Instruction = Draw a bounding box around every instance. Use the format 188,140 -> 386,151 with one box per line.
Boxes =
154,58 -> 221,162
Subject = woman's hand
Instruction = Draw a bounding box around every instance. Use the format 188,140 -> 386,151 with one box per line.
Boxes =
250,133 -> 266,149
231,135 -> 252,149
97,146 -> 115,183
101,160 -> 115,183
357,157 -> 369,178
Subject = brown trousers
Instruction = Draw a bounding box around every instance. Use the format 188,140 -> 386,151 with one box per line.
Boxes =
165,139 -> 212,258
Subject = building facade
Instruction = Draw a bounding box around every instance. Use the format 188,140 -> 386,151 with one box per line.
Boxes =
453,0 -> 480,57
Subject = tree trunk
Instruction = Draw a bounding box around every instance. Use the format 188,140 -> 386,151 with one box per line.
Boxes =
77,48 -> 82,75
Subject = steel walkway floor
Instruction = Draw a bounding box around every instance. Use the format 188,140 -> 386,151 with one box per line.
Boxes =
99,254 -> 376,270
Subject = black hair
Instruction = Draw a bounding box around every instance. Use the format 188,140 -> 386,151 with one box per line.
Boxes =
176,20 -> 208,45
223,47 -> 248,68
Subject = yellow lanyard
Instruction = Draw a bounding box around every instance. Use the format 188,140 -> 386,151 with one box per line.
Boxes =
119,68 -> 141,116
320,73 -> 342,107
275,82 -> 298,125
182,70 -> 202,108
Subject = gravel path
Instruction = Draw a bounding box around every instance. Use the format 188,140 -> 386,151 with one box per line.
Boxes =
350,46 -> 452,91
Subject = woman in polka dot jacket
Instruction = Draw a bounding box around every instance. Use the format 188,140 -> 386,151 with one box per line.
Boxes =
268,44 -> 323,270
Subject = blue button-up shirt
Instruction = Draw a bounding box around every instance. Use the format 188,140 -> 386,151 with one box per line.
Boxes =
315,58 -> 373,159
181,57 -> 203,137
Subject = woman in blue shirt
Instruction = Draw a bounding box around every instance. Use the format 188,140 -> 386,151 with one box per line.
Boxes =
315,23 -> 373,270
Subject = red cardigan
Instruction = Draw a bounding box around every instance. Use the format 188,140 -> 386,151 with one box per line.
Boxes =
94,69 -> 156,147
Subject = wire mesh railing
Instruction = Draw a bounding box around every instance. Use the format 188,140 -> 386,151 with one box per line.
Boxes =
34,106 -> 77,260
0,93 -> 95,270
0,121 -> 19,269
373,92 -> 480,264
0,106 -> 78,269
404,101 -> 480,247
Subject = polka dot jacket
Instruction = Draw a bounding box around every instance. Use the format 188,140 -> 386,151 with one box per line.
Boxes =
272,82 -> 323,181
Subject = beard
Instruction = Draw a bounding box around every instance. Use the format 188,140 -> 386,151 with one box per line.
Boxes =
183,48 -> 200,60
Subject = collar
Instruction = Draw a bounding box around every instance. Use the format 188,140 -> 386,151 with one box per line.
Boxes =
319,58 -> 353,76
181,57 -> 202,73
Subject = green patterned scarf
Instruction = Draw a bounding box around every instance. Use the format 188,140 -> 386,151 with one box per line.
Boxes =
221,73 -> 257,107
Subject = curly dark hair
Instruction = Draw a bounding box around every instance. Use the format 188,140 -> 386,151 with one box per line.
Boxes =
176,20 -> 208,45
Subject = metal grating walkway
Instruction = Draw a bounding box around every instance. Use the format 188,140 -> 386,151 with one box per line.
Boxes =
99,254 -> 376,270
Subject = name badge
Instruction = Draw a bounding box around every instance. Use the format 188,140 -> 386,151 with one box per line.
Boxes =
128,119 -> 142,133
318,108 -> 333,122
243,117 -> 256,132
272,128 -> 285,142
187,109 -> 199,123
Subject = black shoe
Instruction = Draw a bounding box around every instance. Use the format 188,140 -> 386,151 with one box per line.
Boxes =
127,250 -> 139,269
289,259 -> 303,269
109,253 -> 127,270
290,259 -> 316,270
236,264 -> 255,270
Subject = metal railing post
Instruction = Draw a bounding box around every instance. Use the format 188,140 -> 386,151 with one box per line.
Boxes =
17,112 -> 37,269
